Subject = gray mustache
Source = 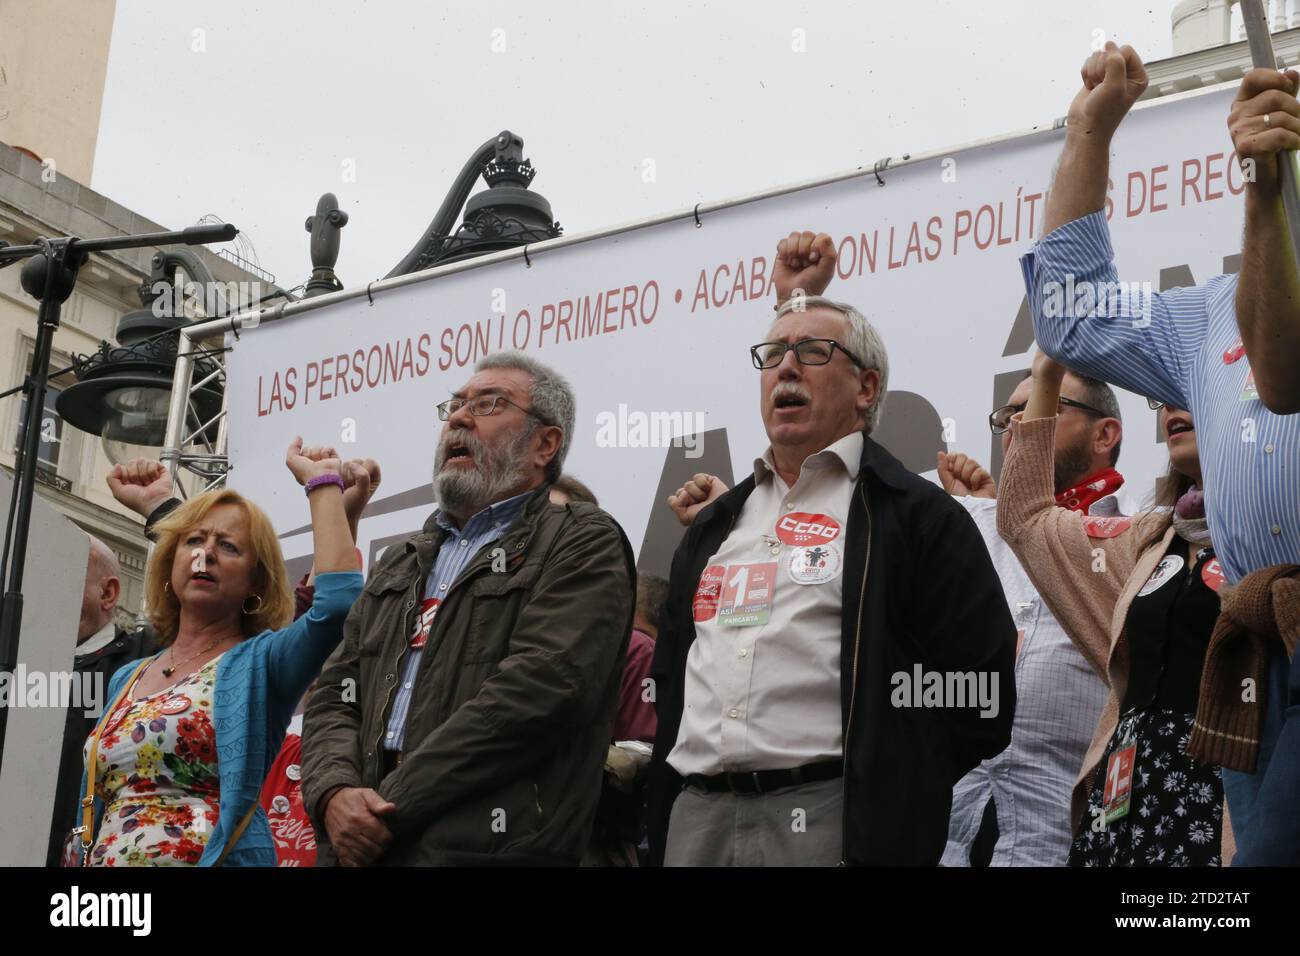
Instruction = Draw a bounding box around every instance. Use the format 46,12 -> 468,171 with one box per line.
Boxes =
437,430 -> 482,467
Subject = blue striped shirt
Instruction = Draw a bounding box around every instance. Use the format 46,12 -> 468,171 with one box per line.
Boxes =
1020,208 -> 1300,842
1020,209 -> 1300,585
382,490 -> 532,750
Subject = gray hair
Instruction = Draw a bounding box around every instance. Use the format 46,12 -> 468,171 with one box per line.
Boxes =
474,351 -> 575,481
772,295 -> 890,434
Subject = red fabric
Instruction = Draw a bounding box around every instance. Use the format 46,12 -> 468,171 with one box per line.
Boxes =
259,731 -> 317,867
612,629 -> 657,743
1054,467 -> 1124,514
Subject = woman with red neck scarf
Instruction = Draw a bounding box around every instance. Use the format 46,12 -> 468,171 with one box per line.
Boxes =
998,351 -> 1229,867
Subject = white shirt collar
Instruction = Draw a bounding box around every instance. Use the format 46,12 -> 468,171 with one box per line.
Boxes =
755,431 -> 864,485
76,621 -> 118,658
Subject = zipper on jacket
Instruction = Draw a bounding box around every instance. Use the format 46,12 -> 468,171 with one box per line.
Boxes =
374,577 -> 423,778
839,480 -> 871,865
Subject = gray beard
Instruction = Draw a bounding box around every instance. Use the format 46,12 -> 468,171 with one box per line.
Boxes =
433,426 -> 533,522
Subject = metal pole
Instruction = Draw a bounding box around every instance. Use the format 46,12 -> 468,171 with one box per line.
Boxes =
0,246 -> 76,778
160,328 -> 196,494
1240,0 -> 1300,274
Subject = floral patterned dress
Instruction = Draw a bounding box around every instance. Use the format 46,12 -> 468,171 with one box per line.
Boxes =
1069,540 -> 1223,867
82,654 -> 224,866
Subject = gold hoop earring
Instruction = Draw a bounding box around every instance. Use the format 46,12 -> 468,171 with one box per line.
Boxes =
163,581 -> 170,594
242,594 -> 264,615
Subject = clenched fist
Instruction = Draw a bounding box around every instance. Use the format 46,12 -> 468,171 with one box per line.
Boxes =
285,437 -> 343,486
937,452 -> 995,499
667,473 -> 729,526
340,458 -> 382,530
107,459 -> 173,518
774,231 -> 836,305
1066,41 -> 1147,142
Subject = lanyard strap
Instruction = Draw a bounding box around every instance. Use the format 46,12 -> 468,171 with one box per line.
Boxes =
79,658 -> 151,866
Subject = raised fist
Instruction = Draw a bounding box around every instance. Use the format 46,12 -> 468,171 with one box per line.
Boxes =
667,473 -> 729,526
340,457 -> 382,527
285,437 -> 343,486
937,452 -> 996,499
106,459 -> 173,518
1067,41 -> 1147,141
774,231 -> 836,304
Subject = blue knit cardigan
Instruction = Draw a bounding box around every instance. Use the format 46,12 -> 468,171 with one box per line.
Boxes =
81,571 -> 363,866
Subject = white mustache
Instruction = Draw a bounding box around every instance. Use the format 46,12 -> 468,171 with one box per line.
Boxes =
770,383 -> 812,404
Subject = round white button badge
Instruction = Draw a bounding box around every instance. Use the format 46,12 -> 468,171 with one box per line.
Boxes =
787,544 -> 842,585
1137,555 -> 1184,597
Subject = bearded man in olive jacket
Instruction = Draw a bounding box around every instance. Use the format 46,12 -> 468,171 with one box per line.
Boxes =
301,352 -> 635,866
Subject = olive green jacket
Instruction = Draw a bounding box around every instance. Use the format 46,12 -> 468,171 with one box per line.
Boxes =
302,487 -> 635,865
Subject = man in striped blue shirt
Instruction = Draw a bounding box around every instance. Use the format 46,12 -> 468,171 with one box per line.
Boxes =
1022,42 -> 1300,862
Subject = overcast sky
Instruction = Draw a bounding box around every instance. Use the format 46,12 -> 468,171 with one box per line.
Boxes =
93,1 -> 1184,288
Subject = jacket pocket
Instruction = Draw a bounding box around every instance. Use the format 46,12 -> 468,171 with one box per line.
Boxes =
463,564 -> 542,662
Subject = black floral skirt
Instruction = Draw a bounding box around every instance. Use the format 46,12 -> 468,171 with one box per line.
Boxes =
1070,707 -> 1223,867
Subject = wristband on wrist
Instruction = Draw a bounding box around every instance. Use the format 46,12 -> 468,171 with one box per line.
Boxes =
304,473 -> 345,496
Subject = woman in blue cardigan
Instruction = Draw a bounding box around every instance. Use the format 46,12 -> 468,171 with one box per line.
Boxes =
75,438 -> 365,867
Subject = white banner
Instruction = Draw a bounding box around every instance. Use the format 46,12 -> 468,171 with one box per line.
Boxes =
226,84 -> 1249,577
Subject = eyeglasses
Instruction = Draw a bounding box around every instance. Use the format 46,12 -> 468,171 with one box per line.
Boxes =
988,396 -> 1111,435
750,338 -> 866,370
1146,397 -> 1165,411
436,394 -> 551,424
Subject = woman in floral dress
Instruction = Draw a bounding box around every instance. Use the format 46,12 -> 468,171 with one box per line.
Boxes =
74,438 -> 369,866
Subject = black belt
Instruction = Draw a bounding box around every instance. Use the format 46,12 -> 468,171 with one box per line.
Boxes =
684,759 -> 842,795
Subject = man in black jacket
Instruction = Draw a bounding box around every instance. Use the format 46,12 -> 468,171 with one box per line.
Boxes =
45,536 -> 155,866
647,231 -> 1015,866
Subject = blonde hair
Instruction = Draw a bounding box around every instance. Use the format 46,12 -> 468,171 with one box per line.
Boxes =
146,489 -> 293,646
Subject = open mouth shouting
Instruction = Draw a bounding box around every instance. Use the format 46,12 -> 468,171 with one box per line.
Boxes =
445,443 -> 475,466
1165,412 -> 1195,442
771,385 -> 812,417
438,431 -> 480,470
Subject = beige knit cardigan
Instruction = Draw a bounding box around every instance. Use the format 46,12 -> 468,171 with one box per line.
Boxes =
996,415 -> 1234,863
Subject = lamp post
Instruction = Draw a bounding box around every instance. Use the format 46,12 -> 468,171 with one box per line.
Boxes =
0,223 -> 237,774
387,130 -> 561,277
56,249 -> 226,465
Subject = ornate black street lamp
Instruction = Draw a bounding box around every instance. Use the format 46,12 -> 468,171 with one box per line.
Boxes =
387,130 -> 561,276
56,249 -> 225,465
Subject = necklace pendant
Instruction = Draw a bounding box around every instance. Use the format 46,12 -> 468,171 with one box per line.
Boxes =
162,666 -> 175,677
